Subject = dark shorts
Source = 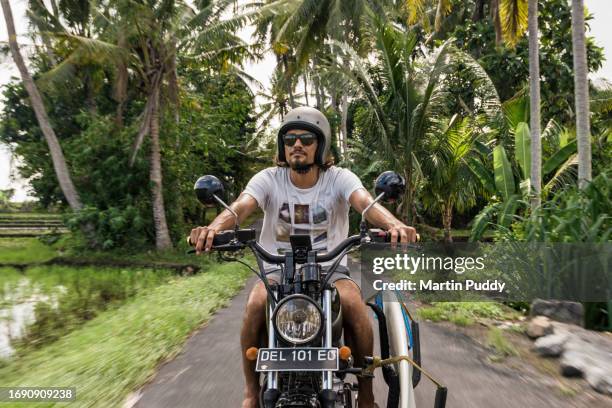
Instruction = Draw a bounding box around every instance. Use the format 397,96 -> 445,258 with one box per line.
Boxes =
263,265 -> 359,289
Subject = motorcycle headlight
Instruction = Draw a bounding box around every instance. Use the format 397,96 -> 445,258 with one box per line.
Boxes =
273,294 -> 323,345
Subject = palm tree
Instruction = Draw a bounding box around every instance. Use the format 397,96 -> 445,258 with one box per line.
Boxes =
326,13 -> 500,224
1,0 -> 83,211
571,0 -> 592,188
420,115 -> 487,242
527,0 -> 541,208
43,0 -> 253,249
406,1 -> 543,207
254,0 -> 378,155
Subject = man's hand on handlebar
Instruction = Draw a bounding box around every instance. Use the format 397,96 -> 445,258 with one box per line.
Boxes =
189,226 -> 219,255
387,223 -> 418,243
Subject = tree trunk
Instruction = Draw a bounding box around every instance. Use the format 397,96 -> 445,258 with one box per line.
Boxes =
314,79 -> 322,109
491,0 -> 503,46
442,203 -> 453,243
303,74 -> 309,106
340,93 -> 349,156
571,0 -> 592,188
113,34 -> 128,128
288,86 -> 296,109
282,56 -> 296,109
49,0 -> 59,16
528,0 -> 541,209
149,86 -> 173,250
472,0 -> 486,21
312,59 -> 323,109
84,71 -> 97,114
1,0 -> 82,211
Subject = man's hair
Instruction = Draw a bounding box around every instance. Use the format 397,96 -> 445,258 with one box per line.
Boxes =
274,153 -> 335,171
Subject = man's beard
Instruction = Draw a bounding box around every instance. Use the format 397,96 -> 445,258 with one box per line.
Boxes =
290,161 -> 315,174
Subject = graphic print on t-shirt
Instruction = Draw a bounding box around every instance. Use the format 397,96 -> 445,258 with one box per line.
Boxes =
274,201 -> 330,253
294,204 -> 309,224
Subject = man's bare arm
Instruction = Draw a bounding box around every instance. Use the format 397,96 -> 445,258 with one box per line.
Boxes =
189,193 -> 259,254
348,188 -> 418,243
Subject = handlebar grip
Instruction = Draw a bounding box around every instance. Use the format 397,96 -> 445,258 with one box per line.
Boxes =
186,230 -> 236,247
212,230 -> 235,246
368,229 -> 390,242
368,229 -> 421,243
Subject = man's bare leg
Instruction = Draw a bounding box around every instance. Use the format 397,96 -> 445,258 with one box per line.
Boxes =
240,282 -> 267,408
335,279 -> 376,408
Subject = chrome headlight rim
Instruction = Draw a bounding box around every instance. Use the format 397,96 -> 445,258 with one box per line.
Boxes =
272,294 -> 323,345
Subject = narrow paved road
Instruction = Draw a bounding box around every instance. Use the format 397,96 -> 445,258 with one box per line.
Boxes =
133,263 -> 609,408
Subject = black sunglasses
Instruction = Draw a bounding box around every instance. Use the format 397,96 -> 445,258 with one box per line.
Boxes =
282,132 -> 317,147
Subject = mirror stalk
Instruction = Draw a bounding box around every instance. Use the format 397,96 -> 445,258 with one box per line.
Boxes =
213,194 -> 240,229
360,192 -> 385,236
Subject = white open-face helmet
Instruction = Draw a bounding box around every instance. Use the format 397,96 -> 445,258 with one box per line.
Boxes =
277,107 -> 331,166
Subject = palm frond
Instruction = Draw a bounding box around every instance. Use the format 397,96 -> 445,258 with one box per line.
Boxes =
499,0 -> 528,48
543,153 -> 578,196
405,0 -> 427,26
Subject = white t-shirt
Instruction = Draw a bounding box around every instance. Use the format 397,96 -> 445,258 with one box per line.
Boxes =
243,166 -> 364,269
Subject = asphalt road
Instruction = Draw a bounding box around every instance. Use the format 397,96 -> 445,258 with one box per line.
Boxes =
132,264 -> 610,408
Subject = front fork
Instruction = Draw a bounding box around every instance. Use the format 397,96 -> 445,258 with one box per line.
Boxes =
319,287 -> 337,407
263,290 -> 280,407
263,288 -> 338,408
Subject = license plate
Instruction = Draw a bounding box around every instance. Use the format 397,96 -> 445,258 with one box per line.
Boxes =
255,347 -> 339,372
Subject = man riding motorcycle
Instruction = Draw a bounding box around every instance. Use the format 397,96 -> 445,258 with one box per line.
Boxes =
190,107 -> 417,408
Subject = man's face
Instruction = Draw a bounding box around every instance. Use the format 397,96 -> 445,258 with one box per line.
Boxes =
283,129 -> 318,170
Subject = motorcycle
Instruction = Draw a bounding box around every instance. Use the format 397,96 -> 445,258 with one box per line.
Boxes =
189,171 -> 447,408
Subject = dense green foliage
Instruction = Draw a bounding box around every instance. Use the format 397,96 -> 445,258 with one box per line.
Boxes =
451,0 -> 604,124
1,68 -> 255,248
0,0 -> 609,250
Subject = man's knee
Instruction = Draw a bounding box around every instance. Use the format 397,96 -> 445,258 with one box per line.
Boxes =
246,282 -> 268,313
242,283 -> 268,341
335,280 -> 371,329
335,280 -> 365,313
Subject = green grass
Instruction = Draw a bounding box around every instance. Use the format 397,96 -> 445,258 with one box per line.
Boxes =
0,213 -> 62,220
0,260 -> 251,407
0,236 -> 214,267
1,264 -> 179,349
487,327 -> 519,358
0,238 -> 59,264
418,302 -> 521,326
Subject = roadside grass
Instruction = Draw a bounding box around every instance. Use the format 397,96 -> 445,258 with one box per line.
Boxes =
417,302 -> 521,326
0,260 -> 251,407
487,327 -> 519,359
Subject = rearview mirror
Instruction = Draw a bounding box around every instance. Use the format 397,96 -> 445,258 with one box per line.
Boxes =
194,175 -> 225,206
360,171 -> 406,235
374,171 -> 405,203
194,175 -> 240,228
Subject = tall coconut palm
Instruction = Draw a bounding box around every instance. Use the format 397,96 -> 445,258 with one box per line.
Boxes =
527,0 -> 541,208
571,0 -> 592,188
1,0 -> 83,211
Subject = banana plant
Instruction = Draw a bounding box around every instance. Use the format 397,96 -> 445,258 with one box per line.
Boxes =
469,114 -> 579,241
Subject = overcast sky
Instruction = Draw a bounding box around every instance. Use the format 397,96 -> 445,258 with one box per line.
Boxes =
1,0 -> 610,201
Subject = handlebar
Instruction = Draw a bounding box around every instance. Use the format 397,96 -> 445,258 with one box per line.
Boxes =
187,228 -> 396,263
